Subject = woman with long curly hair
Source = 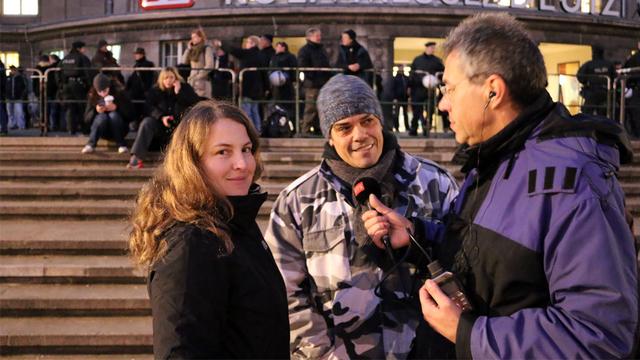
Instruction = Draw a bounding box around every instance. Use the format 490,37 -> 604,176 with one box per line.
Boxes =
129,100 -> 289,359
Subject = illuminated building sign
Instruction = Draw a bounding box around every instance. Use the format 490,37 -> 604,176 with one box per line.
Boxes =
140,0 -> 195,10
223,0 -> 627,18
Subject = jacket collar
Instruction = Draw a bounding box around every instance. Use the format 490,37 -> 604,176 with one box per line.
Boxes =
227,184 -> 267,226
456,91 -> 555,175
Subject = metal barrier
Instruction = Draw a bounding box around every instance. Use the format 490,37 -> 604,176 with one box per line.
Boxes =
41,66 -> 236,136
238,66 -> 343,134
614,66 -> 640,136
17,64 -> 626,138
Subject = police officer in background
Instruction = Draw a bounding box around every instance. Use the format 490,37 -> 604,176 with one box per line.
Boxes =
409,42 -> 444,137
577,45 -> 615,117
60,41 -> 91,135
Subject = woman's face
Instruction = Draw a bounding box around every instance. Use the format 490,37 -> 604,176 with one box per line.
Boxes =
191,32 -> 203,45
162,73 -> 176,89
201,118 -> 256,196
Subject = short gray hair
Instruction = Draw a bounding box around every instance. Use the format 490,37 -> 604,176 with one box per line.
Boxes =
306,27 -> 321,37
443,13 -> 547,106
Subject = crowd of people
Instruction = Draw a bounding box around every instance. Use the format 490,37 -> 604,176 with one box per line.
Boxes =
1,27 -> 639,142
126,13 -> 638,360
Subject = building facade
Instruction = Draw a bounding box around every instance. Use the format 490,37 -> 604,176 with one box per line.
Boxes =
0,0 -> 638,114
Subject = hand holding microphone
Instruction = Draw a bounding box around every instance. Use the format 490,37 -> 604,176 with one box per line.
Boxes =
355,177 -> 413,251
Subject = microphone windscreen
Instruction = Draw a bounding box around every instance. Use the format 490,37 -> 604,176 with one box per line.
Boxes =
353,177 -> 381,206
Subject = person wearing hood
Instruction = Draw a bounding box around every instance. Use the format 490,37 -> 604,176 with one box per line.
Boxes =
335,29 -> 374,86
265,74 -> 459,359
363,13 -> 638,359
577,45 -> 615,117
297,27 -> 331,136
129,100 -> 290,359
81,73 -> 134,154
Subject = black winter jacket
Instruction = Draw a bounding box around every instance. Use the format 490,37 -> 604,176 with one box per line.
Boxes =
223,45 -> 264,100
6,72 -> 27,100
144,82 -> 200,123
0,61 -> 5,100
149,190 -> 290,359
409,53 -> 444,100
297,40 -> 331,89
335,41 -> 373,85
126,57 -> 155,100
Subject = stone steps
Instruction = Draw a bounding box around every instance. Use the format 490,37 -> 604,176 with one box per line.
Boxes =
0,254 -> 145,284
0,220 -> 130,255
1,355 -> 152,360
0,316 -> 152,355
0,283 -> 149,316
0,181 -> 286,201
0,136 -> 636,357
0,200 -> 275,220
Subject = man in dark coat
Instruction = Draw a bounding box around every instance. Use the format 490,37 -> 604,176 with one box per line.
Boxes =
60,40 -> 92,134
297,27 -> 331,136
335,29 -> 374,86
125,47 -> 155,131
409,41 -> 444,136
269,41 -> 297,123
577,45 -> 615,117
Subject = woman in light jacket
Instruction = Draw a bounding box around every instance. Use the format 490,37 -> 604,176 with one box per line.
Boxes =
181,28 -> 214,98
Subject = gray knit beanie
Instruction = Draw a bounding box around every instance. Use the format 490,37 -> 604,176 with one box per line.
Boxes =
317,74 -> 383,138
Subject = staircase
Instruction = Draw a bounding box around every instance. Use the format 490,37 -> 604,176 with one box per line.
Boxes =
0,136 -> 638,358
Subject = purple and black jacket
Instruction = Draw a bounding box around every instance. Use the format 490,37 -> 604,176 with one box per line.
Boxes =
422,92 -> 638,359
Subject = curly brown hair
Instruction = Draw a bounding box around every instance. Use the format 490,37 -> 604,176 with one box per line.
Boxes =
129,100 -> 262,266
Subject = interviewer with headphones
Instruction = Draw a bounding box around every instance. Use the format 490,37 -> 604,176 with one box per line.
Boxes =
363,13 -> 638,359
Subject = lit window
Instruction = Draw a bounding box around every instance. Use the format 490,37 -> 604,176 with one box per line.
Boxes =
0,52 -> 20,69
48,50 -> 65,60
3,0 -> 38,15
161,41 -> 188,67
107,45 -> 122,63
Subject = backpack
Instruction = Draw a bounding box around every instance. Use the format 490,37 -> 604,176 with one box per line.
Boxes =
262,105 -> 293,138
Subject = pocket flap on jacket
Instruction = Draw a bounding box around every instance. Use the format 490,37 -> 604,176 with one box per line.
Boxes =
302,226 -> 345,252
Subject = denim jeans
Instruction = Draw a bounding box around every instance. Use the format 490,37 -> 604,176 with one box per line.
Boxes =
7,102 -> 25,129
241,98 -> 262,133
88,111 -> 126,147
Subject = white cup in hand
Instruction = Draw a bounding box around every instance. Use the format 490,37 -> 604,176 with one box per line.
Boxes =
104,95 -> 114,106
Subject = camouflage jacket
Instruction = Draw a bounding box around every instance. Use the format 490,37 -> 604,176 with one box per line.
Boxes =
265,151 -> 459,359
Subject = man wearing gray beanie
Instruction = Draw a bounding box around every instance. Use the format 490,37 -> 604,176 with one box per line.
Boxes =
265,74 -> 459,359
